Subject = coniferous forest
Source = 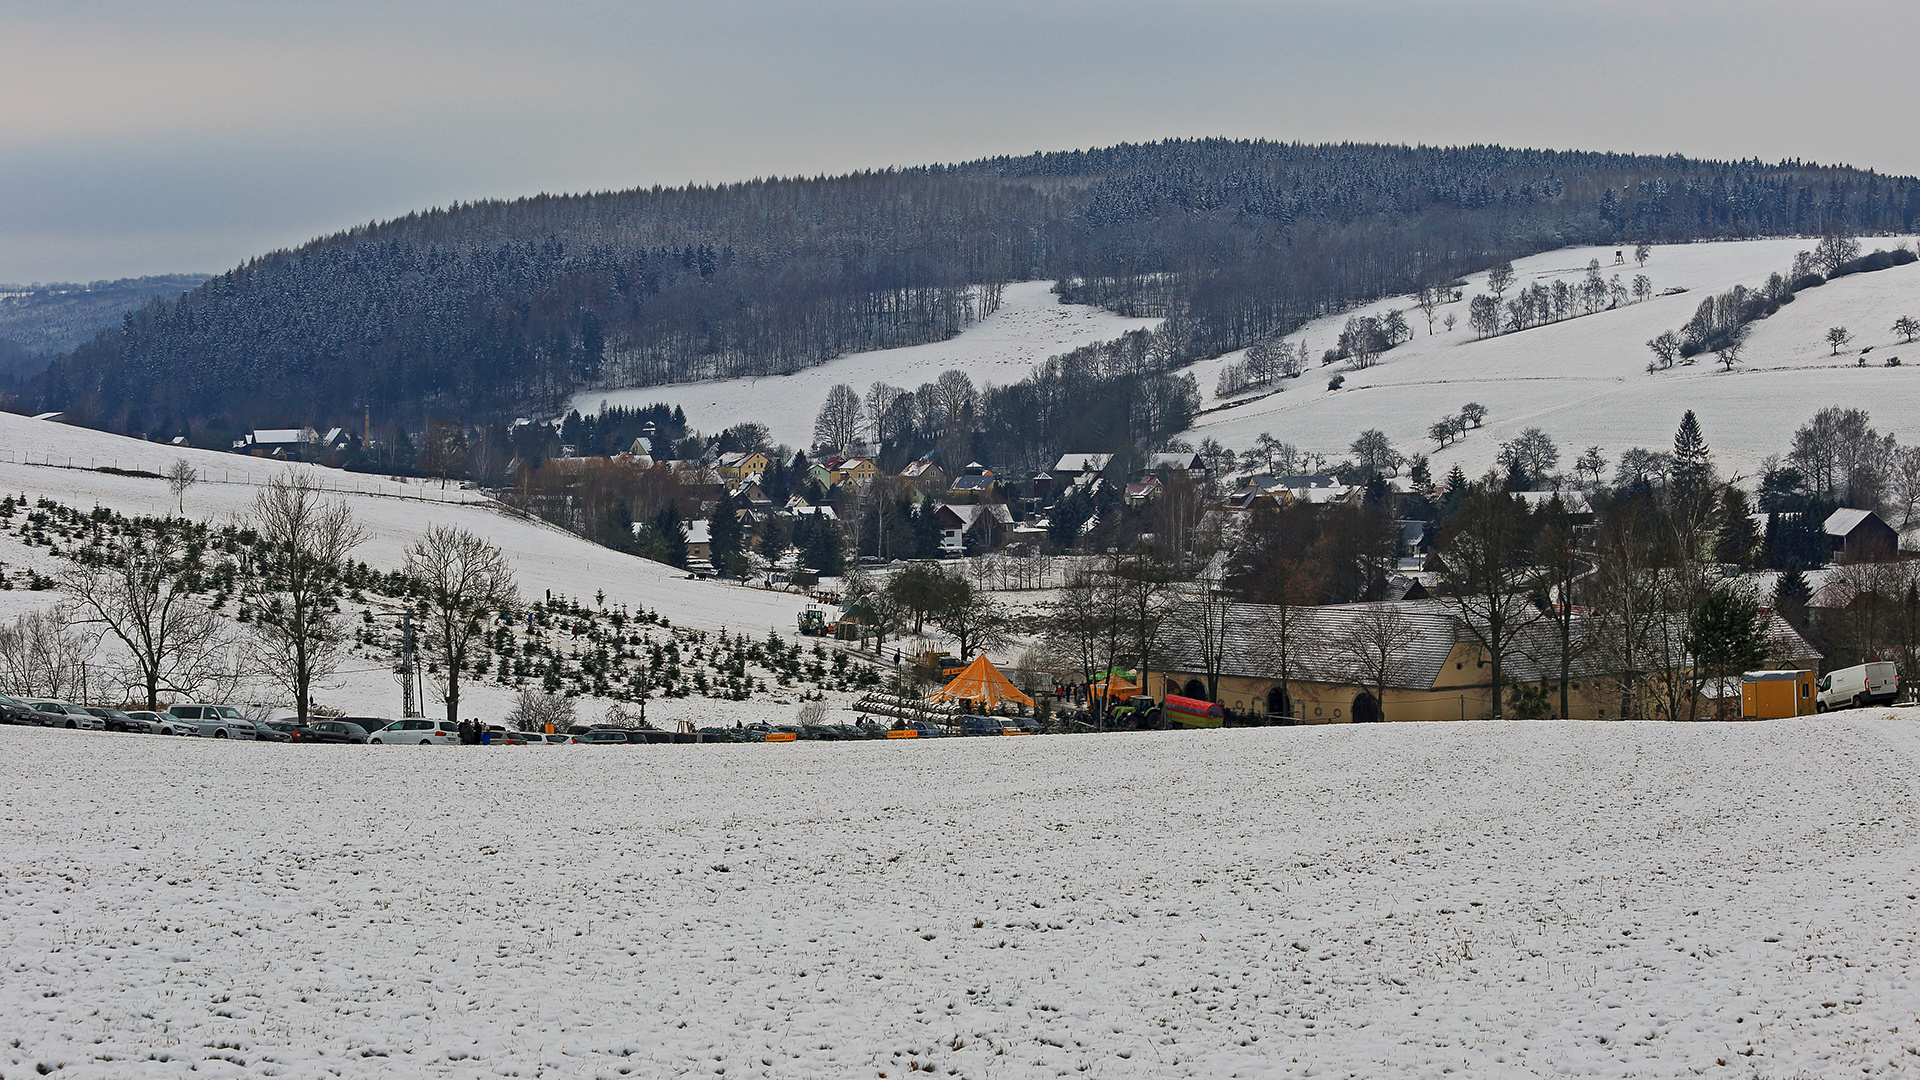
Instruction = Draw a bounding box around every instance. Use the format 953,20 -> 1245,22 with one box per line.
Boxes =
27,140 -> 1920,436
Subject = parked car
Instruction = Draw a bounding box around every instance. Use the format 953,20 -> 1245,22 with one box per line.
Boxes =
86,706 -> 154,734
265,721 -> 315,741
164,703 -> 258,739
27,700 -> 105,730
126,709 -> 197,736
1817,662 -> 1900,711
300,719 -> 371,744
368,718 -> 461,745
581,729 -> 637,745
248,719 -> 293,742
543,732 -> 581,744
961,714 -> 1004,736
0,693 -> 41,724
494,729 -> 538,746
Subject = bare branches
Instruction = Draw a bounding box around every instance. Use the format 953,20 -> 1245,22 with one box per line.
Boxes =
405,525 -> 517,726
244,471 -> 366,720
60,532 -> 237,710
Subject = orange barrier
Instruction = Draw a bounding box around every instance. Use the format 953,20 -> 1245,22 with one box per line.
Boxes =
885,730 -> 919,738
765,732 -> 799,742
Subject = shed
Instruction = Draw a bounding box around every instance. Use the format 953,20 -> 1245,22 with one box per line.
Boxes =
1740,669 -> 1816,719
1824,508 -> 1897,562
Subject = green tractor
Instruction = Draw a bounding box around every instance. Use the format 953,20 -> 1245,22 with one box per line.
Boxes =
797,606 -> 827,636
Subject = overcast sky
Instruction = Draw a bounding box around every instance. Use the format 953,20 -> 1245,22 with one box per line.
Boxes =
4,0 -> 1916,283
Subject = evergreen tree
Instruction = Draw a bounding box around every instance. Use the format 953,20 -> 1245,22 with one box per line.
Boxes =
1773,562 -> 1812,630
1672,410 -> 1712,494
650,504 -> 687,568
1687,584 -> 1768,715
708,498 -> 742,575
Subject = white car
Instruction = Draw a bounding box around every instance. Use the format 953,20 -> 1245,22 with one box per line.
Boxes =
164,703 -> 258,739
130,710 -> 199,736
368,718 -> 462,745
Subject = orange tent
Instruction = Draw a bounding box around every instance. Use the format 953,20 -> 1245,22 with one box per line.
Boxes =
925,654 -> 1035,711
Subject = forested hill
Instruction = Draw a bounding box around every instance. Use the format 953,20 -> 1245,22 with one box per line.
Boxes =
0,275 -> 209,380
33,140 -> 1920,436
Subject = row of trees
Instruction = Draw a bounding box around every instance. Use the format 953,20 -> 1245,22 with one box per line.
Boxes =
1,475 -> 516,725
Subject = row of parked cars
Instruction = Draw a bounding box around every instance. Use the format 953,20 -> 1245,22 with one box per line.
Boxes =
0,695 -> 478,745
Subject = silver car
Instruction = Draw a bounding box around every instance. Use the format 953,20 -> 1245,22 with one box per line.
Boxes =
26,700 -> 105,730
164,703 -> 258,739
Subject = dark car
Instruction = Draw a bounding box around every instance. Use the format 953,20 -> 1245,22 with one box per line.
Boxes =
247,719 -> 293,742
961,714 -> 1004,736
0,694 -> 36,724
266,721 -> 315,742
581,729 -> 633,745
86,707 -> 153,734
301,720 -> 370,744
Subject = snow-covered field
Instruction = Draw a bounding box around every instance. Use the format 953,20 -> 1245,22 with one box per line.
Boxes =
1184,237 -> 1920,480
4,717 -> 1917,1077
568,280 -> 1160,450
0,411 -> 822,720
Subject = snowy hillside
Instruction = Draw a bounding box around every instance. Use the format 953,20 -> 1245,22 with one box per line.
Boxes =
0,412 -> 823,719
569,280 -> 1160,449
1184,237 -> 1920,480
6,716 -> 1919,1076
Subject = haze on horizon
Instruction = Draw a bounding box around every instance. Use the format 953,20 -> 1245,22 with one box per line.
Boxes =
4,0 -> 1917,284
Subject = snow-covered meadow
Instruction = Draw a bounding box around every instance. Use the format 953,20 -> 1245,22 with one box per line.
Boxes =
5,717 -> 1918,1077
568,280 -> 1160,451
1184,237 -> 1920,480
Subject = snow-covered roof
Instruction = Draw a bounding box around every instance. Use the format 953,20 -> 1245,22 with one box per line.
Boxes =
1053,453 -> 1113,474
251,429 -> 310,445
1823,508 -> 1879,537
685,520 -> 712,545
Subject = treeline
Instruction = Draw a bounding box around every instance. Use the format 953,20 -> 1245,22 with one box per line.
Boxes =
29,140 -> 1920,434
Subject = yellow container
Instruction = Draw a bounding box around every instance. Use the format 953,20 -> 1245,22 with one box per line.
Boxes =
1741,670 -> 1816,719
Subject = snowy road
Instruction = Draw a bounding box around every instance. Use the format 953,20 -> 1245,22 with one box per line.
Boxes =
4,719 -> 1918,1077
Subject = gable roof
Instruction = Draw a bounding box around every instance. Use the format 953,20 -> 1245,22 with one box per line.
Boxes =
1053,453 -> 1114,475
1823,508 -> 1881,537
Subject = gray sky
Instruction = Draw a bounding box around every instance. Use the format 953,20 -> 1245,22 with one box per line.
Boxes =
4,0 -> 1916,283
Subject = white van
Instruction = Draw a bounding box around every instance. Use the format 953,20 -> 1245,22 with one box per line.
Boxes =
1816,662 -> 1900,711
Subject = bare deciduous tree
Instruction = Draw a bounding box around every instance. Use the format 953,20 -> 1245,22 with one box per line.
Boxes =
813,383 -> 865,454
0,608 -> 98,700
165,460 -> 198,516
1331,604 -> 1419,723
61,533 -> 237,710
507,689 -> 576,733
245,472 -> 366,720
405,525 -> 518,726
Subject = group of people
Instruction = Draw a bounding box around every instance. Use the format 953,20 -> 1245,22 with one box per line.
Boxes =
456,719 -> 492,745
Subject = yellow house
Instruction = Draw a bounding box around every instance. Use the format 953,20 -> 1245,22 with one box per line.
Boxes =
832,458 -> 880,488
1148,600 -> 1819,723
717,451 -> 769,484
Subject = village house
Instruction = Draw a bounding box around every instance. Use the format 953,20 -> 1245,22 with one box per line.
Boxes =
717,450 -> 769,484
946,462 -> 1000,502
900,459 -> 947,495
1148,598 -> 1819,723
830,457 -> 880,488
233,427 -> 319,458
934,502 -> 1013,556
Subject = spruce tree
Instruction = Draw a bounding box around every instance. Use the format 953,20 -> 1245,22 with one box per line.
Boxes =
709,498 -> 741,576
1773,562 -> 1811,630
1672,410 -> 1711,494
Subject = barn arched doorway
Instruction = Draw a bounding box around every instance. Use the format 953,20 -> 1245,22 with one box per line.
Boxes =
1182,679 -> 1207,700
1351,692 -> 1381,724
1266,686 -> 1293,725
